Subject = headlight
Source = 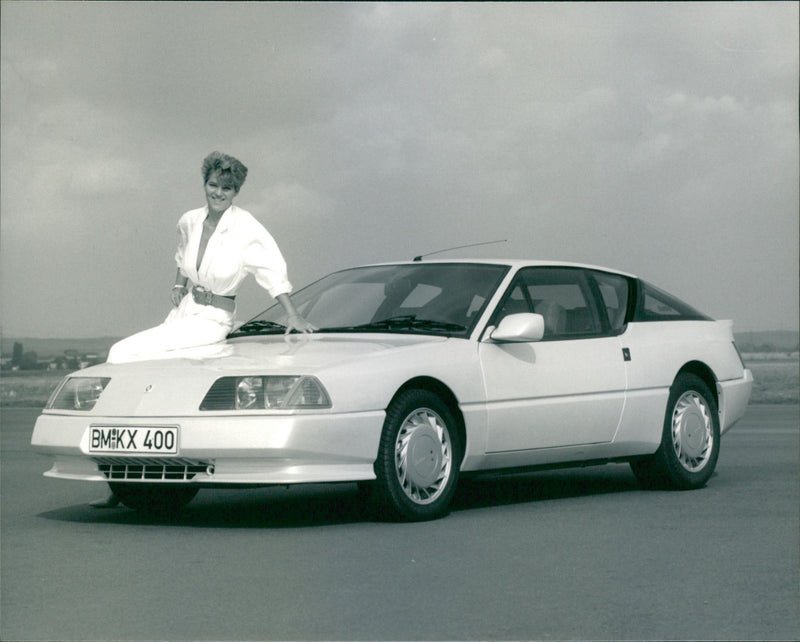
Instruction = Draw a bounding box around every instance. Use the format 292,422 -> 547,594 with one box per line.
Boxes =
47,377 -> 111,411
201,376 -> 331,410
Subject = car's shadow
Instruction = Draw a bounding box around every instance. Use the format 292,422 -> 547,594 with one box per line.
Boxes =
454,465 -> 641,511
39,465 -> 641,528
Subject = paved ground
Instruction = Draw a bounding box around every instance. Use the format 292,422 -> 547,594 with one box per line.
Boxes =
2,405 -> 798,641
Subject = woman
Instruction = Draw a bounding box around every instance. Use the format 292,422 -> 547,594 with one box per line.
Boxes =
107,151 -> 314,365
94,152 -> 313,509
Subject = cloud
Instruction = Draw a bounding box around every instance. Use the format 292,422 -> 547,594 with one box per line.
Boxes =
1,1 -> 797,336
65,158 -> 141,194
253,181 -> 334,224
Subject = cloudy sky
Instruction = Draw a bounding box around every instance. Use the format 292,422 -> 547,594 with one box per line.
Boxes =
1,1 -> 797,339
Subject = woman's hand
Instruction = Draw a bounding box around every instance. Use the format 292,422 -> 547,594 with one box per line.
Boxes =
276,293 -> 316,334
285,313 -> 317,335
171,284 -> 188,307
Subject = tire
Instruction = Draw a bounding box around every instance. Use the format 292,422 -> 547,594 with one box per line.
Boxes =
374,389 -> 461,521
630,373 -> 720,490
109,483 -> 199,513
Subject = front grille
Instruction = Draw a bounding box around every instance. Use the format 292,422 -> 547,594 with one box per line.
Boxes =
93,457 -> 213,481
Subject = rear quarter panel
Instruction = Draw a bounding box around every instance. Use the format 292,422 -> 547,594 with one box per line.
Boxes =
614,320 -> 745,450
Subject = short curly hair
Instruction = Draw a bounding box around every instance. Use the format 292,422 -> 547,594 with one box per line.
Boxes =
201,151 -> 248,193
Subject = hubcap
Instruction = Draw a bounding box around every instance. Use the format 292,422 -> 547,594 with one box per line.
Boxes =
395,408 -> 452,505
671,391 -> 714,472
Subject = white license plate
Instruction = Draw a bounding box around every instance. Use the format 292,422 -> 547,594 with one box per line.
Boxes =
89,426 -> 179,454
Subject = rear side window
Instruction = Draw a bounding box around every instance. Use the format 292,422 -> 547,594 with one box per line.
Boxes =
634,281 -> 711,322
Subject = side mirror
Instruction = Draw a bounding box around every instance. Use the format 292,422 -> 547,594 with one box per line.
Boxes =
490,313 -> 545,343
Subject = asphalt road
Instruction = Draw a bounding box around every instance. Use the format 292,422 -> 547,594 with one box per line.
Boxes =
2,405 -> 798,641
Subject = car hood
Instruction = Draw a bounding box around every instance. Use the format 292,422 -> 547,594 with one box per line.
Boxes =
101,333 -> 448,372
65,334 -> 449,416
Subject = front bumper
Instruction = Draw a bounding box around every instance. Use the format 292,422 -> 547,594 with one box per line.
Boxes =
31,411 -> 384,484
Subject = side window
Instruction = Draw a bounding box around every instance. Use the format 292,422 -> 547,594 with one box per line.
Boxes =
643,290 -> 682,319
591,271 -> 630,332
494,282 -> 532,320
634,281 -> 711,322
512,268 -> 602,340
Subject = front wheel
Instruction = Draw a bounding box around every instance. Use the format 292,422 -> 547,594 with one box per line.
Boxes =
374,389 -> 461,521
631,373 -> 720,490
109,483 -> 199,513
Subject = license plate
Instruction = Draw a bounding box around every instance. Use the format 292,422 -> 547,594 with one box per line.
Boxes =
89,426 -> 179,454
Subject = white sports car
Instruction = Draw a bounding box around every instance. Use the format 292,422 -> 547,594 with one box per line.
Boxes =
32,260 -> 753,520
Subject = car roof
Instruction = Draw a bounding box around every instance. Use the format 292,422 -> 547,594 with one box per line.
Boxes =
356,258 -> 638,279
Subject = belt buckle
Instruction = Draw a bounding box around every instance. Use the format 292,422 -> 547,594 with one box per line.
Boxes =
193,285 -> 213,305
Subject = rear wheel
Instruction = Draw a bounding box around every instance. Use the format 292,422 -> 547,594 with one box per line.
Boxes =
374,389 -> 461,521
631,373 -> 720,490
109,483 -> 199,513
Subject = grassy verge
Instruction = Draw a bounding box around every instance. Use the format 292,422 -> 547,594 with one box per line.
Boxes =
744,358 -> 799,405
0,371 -> 65,408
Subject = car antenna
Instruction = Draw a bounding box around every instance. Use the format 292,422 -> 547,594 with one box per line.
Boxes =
413,239 -> 507,261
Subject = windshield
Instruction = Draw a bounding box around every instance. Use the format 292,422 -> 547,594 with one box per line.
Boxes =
229,263 -> 509,338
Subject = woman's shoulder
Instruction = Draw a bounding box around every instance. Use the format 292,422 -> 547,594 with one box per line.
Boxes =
228,206 -> 269,234
177,207 -> 206,228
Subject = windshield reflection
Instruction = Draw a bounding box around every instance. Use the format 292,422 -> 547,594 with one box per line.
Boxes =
230,263 -> 509,338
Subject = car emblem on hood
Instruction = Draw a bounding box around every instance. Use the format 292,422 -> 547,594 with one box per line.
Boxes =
144,384 -> 153,392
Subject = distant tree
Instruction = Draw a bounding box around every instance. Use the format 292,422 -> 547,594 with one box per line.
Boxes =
12,342 -> 23,367
64,349 -> 79,369
21,351 -> 39,370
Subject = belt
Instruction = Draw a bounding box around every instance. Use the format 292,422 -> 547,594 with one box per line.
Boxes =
192,286 -> 236,313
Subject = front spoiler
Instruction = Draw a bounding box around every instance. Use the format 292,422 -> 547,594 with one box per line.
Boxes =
31,410 -> 384,485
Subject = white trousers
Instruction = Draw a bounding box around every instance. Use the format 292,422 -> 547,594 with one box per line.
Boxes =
107,295 -> 234,364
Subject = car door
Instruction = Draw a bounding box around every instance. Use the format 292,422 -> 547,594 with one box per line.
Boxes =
478,267 -> 630,453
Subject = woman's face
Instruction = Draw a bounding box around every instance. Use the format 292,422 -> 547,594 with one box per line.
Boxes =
205,171 -> 237,216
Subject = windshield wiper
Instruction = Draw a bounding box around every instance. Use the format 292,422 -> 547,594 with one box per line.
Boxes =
320,315 -> 466,334
228,319 -> 287,338
231,315 -> 468,338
